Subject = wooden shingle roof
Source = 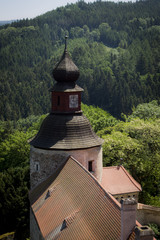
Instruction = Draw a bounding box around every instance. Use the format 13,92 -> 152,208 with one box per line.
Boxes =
30,113 -> 103,150
50,82 -> 83,92
52,47 -> 80,82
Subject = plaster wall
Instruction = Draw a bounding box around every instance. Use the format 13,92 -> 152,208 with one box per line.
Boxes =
114,192 -> 139,203
137,203 -> 160,227
30,145 -> 102,189
52,91 -> 81,112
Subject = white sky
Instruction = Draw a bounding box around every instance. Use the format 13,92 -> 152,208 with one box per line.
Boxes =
0,0 -> 137,21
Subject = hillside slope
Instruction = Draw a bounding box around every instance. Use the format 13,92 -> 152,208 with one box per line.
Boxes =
0,0 -> 160,120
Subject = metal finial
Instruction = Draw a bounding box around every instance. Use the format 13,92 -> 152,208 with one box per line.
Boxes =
65,35 -> 68,51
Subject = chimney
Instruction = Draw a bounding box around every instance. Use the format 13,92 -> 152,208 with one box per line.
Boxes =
121,198 -> 137,240
135,226 -> 154,240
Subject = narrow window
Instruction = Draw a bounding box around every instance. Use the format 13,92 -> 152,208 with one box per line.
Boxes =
88,161 -> 93,172
58,96 -> 60,106
36,164 -> 39,171
35,162 -> 40,172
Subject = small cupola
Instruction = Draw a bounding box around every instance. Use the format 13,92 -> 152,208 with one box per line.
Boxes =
51,36 -> 83,114
53,36 -> 80,83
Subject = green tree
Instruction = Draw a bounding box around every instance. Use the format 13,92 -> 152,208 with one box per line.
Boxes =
0,130 -> 30,170
0,167 -> 30,239
99,118 -> 160,205
128,100 -> 160,120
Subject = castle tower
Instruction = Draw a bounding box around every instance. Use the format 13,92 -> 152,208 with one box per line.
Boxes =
30,37 -> 103,189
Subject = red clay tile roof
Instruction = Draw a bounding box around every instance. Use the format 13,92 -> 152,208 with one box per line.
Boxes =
30,156 -> 122,240
101,165 -> 142,195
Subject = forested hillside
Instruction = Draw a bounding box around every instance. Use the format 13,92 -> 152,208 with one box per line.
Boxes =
0,0 -> 160,120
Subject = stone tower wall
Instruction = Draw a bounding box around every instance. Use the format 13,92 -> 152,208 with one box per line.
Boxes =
30,145 -> 102,190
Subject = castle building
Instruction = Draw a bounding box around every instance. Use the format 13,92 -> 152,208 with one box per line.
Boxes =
30,36 -> 103,190
30,38 -> 154,240
101,165 -> 142,203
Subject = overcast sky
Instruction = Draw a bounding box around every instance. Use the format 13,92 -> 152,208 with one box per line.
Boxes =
0,0 -> 137,21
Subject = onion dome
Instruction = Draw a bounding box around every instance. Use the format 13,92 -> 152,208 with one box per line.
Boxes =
30,113 -> 103,150
53,36 -> 80,82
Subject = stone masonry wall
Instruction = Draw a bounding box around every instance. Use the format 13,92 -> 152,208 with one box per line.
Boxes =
30,145 -> 102,190
137,203 -> 160,227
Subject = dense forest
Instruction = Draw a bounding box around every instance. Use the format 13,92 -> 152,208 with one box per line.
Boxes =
0,0 -> 160,238
0,0 -> 160,120
0,102 -> 160,239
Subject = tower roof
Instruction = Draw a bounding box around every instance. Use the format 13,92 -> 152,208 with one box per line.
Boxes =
30,113 -> 103,150
53,36 -> 80,83
30,37 -> 103,150
50,82 -> 83,92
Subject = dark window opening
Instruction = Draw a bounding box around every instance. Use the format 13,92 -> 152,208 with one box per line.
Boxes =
88,161 -> 93,172
58,96 -> 60,106
35,163 -> 39,172
61,220 -> 67,231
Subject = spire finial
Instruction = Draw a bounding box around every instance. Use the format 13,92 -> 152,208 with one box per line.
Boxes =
65,35 -> 68,51
52,35 -> 80,82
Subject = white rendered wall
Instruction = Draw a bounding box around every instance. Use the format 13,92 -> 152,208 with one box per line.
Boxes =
30,145 -> 102,190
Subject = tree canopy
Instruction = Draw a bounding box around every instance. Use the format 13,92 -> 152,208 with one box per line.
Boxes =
0,0 -> 160,237
0,0 -> 160,120
0,102 -> 160,238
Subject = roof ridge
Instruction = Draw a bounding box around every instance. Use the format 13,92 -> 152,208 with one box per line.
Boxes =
103,166 -> 117,169
121,166 -> 142,192
69,156 -> 121,209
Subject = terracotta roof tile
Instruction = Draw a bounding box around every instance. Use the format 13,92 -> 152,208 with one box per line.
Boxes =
30,156 -> 121,240
101,165 -> 142,195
